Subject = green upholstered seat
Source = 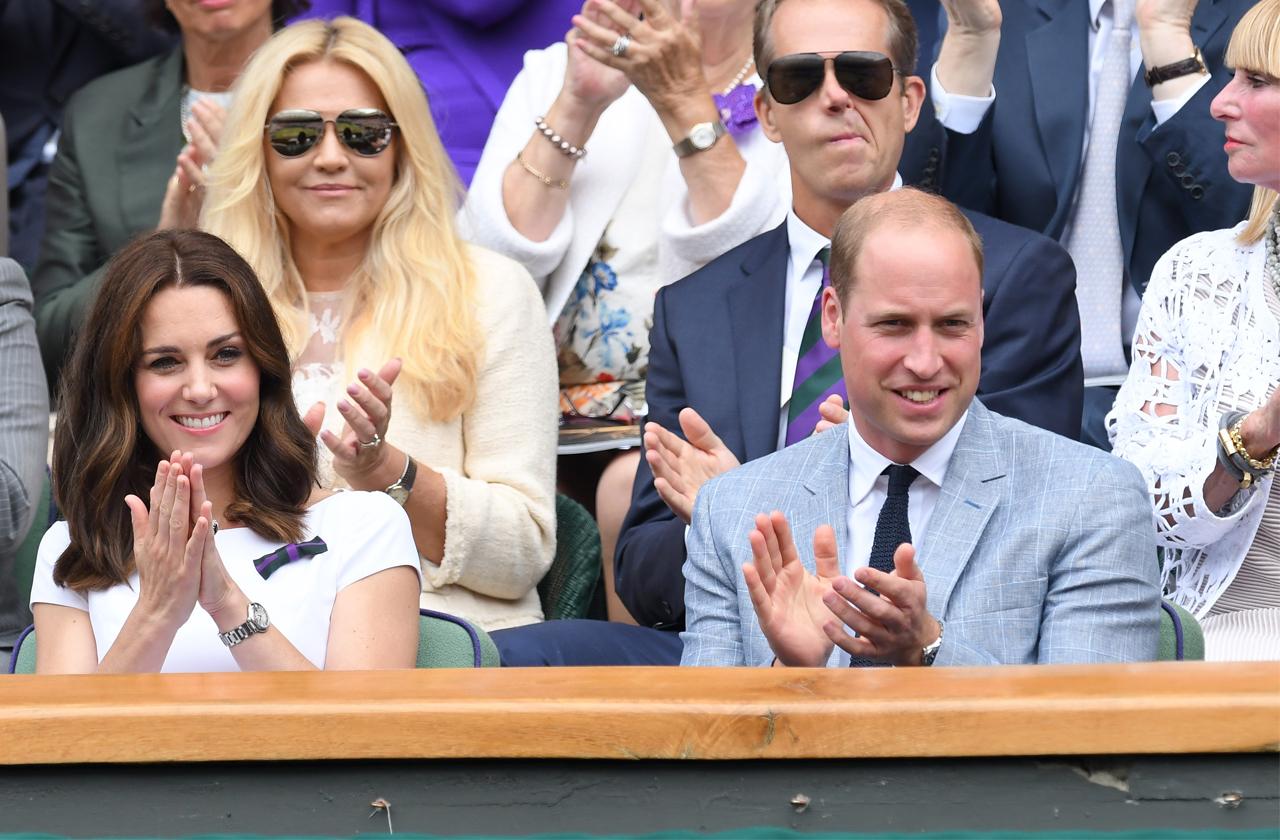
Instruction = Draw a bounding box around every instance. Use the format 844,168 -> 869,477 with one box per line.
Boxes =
538,493 -> 603,621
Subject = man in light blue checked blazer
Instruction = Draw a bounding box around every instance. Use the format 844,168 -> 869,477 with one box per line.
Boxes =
681,190 -> 1160,668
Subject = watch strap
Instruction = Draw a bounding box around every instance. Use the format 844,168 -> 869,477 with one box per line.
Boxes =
920,620 -> 944,666
219,602 -> 269,648
384,455 -> 417,504
1144,47 -> 1207,87
673,120 -> 727,158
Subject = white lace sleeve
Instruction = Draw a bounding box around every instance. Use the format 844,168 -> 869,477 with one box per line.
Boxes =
1109,230 -> 1271,547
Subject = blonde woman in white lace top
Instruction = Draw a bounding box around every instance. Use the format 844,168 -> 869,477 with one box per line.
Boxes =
1107,0 -> 1280,660
203,19 -> 558,631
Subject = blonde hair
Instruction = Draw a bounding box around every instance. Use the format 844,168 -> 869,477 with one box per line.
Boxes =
1226,0 -> 1280,245
203,17 -> 481,422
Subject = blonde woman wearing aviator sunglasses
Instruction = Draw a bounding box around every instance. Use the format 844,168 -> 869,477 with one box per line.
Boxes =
202,17 -> 559,633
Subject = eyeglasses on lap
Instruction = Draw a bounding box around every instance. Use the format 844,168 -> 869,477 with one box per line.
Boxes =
264,108 -> 398,157
766,51 -> 899,105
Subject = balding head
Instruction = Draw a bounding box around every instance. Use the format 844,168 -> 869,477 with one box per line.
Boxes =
828,188 -> 984,308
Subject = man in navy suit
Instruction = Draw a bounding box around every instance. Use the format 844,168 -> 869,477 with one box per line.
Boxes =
901,0 -> 1254,447
614,0 -> 1083,632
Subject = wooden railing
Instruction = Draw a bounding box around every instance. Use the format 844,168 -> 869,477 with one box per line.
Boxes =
1,662 -> 1277,765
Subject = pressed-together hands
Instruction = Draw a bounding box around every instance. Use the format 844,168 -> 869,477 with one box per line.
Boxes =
570,0 -> 709,118
124,451 -> 236,629
303,358 -> 403,486
157,99 -> 227,231
743,511 -> 941,667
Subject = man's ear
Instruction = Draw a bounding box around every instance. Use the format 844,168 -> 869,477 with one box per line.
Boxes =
899,73 -> 926,134
755,89 -> 784,143
820,285 -> 843,349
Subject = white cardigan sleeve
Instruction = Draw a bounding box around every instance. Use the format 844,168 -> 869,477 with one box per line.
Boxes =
424,249 -> 559,599
658,125 -> 791,284
457,45 -> 575,295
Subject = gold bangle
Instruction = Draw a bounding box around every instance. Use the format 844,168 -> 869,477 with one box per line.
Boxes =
515,152 -> 568,190
1229,418 -> 1277,471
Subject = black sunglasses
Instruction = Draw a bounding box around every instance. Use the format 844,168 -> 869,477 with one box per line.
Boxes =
264,108 -> 398,157
766,51 -> 898,105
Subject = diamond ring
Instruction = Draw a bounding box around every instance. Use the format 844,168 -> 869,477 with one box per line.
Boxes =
611,33 -> 631,58
358,432 -> 383,450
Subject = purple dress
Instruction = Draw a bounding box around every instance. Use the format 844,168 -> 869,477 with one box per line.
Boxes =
299,0 -> 582,185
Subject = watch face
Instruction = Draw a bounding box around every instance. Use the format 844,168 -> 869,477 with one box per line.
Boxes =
387,486 -> 411,505
248,602 -> 270,632
690,123 -> 716,149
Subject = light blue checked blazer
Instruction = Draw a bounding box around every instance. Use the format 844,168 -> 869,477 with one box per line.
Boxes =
680,400 -> 1161,667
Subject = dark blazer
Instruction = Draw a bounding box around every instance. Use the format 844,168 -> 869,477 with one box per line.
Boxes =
902,0 -> 1254,295
615,212 -> 1083,629
32,47 -> 185,394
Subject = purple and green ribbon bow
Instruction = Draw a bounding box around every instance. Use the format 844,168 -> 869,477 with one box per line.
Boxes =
253,536 -> 328,580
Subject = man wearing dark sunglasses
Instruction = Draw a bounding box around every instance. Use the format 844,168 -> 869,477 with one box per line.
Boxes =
614,0 -> 1084,636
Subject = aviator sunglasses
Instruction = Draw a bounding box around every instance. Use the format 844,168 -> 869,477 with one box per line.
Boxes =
264,108 -> 398,157
766,51 -> 898,105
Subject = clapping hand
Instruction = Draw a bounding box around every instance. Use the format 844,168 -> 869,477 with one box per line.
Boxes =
813,394 -> 849,435
303,358 -> 402,485
643,406 -> 740,524
563,0 -> 637,111
157,99 -> 226,231
742,512 -> 842,667
571,0 -> 708,116
124,451 -> 235,627
940,0 -> 1003,35
821,542 -> 941,666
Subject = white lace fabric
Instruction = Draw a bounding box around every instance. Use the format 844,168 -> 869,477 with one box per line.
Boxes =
292,289 -> 348,446
1107,224 -> 1278,618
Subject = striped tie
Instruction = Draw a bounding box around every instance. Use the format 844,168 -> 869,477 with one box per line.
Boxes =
785,247 -> 847,446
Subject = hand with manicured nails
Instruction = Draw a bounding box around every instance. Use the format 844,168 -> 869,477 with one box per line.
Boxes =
123,453 -> 210,630
571,0 -> 708,118
303,357 -> 402,486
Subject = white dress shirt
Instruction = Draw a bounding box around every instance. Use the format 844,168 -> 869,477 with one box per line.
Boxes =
844,409 -> 968,578
928,0 -> 1210,360
776,175 -> 903,448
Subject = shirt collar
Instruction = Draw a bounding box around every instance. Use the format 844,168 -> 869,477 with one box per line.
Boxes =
845,407 -> 970,505
1089,0 -> 1107,31
785,173 -> 904,281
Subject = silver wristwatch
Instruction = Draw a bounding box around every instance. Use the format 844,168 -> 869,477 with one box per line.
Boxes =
218,602 -> 270,648
673,120 -> 727,158
384,455 -> 417,506
920,620 -> 944,666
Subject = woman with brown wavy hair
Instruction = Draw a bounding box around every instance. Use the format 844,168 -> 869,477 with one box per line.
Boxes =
30,229 -> 422,673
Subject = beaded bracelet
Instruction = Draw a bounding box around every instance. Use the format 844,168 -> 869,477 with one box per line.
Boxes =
535,116 -> 587,160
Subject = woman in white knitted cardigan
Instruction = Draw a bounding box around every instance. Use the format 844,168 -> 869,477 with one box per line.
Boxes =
1107,0 -> 1280,660
458,0 -> 783,621
203,18 -> 559,631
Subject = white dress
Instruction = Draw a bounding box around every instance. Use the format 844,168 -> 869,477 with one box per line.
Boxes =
30,491 -> 422,672
1107,222 -> 1280,658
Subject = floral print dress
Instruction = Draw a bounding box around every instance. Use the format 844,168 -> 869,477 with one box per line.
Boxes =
552,119 -> 670,422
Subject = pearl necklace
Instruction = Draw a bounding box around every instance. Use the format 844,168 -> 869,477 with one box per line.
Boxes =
718,53 -> 756,95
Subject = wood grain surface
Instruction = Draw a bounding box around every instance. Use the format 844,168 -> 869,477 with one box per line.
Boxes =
1,662 -> 1277,765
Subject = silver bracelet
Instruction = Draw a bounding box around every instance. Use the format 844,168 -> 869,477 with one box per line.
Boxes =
535,116 -> 586,160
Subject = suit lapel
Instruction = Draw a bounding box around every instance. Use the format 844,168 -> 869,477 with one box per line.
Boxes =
918,402 -> 1006,618
728,223 -> 789,462
118,48 -> 186,237
1026,0 -> 1090,231
792,429 -> 853,573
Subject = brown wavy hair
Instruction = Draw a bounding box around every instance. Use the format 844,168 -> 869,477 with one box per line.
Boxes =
52,230 -> 318,592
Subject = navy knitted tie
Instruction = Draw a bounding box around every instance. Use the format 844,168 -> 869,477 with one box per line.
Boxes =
849,463 -> 918,667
